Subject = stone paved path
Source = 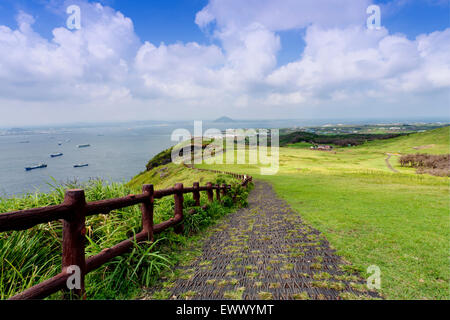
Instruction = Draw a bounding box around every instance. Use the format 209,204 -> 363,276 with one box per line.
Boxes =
146,181 -> 381,300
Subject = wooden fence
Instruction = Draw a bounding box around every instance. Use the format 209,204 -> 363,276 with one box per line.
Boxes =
0,170 -> 252,300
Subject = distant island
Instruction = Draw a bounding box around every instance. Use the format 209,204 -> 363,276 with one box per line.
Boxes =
214,116 -> 235,123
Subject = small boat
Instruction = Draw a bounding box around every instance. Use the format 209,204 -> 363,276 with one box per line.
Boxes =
74,164 -> 89,168
58,142 -> 63,146
25,164 -> 47,171
50,153 -> 63,158
77,144 -> 91,148
19,141 -> 30,144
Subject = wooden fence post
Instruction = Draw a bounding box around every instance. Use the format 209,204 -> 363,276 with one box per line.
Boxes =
206,182 -> 214,203
174,183 -> 184,234
141,184 -> 154,242
62,189 -> 87,300
215,184 -> 221,202
193,182 -> 200,206
221,184 -> 227,197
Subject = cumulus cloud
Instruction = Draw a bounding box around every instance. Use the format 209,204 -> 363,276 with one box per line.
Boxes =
133,41 -> 224,99
0,2 -> 138,104
195,0 -> 371,31
267,26 -> 439,96
0,0 -> 449,126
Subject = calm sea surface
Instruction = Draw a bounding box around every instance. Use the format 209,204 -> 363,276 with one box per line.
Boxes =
0,125 -> 179,196
0,120 -> 304,197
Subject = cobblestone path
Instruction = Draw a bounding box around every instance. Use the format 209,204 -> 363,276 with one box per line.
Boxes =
146,181 -> 381,300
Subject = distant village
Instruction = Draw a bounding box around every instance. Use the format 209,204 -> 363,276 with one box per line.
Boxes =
282,123 -> 448,136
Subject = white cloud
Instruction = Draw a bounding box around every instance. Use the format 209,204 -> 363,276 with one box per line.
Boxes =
267,24 -> 450,111
0,2 -> 138,104
134,41 -> 224,99
195,0 -> 372,31
0,0 -> 449,126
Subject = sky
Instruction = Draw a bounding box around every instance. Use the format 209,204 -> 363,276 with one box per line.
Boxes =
0,0 -> 448,126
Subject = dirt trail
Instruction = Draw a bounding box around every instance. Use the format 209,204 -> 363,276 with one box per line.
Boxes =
385,154 -> 399,173
146,181 -> 381,300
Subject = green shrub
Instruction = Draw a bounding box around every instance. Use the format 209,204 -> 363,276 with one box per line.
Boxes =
146,148 -> 174,171
0,177 -> 249,300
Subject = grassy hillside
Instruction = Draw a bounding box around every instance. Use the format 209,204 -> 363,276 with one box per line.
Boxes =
277,126 -> 449,174
358,126 -> 450,155
0,165 -> 247,300
128,163 -> 237,191
197,127 -> 450,299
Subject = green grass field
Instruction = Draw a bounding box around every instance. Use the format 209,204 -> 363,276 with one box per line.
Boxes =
127,163 -> 236,191
0,166 -> 246,299
197,126 -> 450,300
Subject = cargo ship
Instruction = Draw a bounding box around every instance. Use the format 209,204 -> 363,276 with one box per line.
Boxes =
25,164 -> 47,171
50,153 -> 63,158
74,164 -> 89,168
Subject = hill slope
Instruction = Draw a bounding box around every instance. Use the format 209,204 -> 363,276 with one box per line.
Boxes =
281,126 -> 449,173
355,126 -> 449,155
197,127 -> 450,299
214,116 -> 235,123
128,163 -> 236,191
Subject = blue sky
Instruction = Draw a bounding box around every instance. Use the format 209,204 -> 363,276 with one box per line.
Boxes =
0,0 -> 448,125
0,0 -> 209,42
0,0 -> 447,66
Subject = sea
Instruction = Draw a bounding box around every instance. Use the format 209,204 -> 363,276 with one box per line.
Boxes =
0,120 -> 297,197
0,118 -> 446,197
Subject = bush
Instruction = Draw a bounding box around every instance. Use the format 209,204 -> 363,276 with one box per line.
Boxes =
222,195 -> 234,208
229,182 -> 253,208
280,131 -> 405,147
146,148 -> 174,171
399,153 -> 450,177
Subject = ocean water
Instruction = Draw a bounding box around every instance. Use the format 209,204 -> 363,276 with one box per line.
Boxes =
0,120 -> 294,197
0,124 -> 177,197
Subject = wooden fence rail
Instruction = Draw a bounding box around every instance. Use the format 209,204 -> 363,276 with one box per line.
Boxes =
0,170 -> 252,300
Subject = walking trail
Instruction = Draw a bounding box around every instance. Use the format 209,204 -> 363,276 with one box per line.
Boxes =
146,181 -> 381,300
385,153 -> 399,173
